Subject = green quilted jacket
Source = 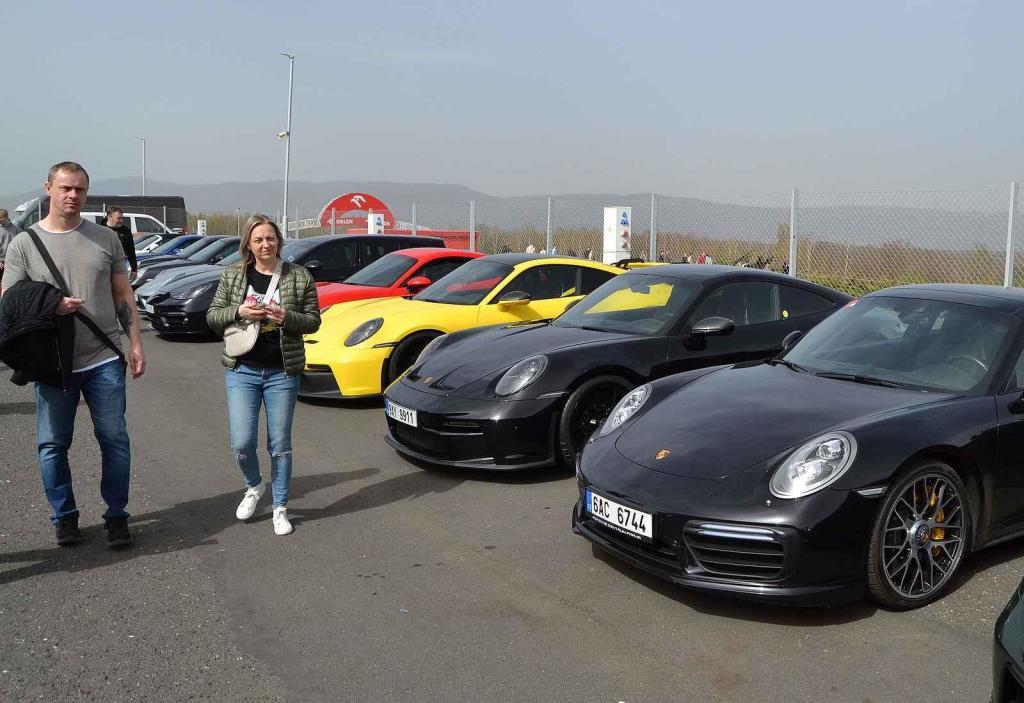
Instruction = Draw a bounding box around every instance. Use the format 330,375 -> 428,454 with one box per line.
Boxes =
206,262 -> 321,376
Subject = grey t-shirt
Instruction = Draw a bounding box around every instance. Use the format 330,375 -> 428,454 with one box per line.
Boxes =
1,219 -> 127,371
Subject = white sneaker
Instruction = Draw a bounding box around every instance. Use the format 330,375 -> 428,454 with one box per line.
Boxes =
273,507 -> 293,536
235,484 -> 265,520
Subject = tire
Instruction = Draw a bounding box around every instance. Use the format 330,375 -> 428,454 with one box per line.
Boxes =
385,332 -> 439,386
866,459 -> 972,610
556,375 -> 633,468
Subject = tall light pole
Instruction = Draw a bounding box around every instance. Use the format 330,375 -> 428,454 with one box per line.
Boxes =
137,137 -> 147,195
279,52 -> 295,237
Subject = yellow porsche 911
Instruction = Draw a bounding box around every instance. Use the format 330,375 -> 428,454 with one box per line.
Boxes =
299,254 -> 623,398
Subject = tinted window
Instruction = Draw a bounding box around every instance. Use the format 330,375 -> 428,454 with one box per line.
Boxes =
135,216 -> 166,234
780,284 -> 835,319
414,257 -> 470,284
310,240 -> 357,280
580,267 -> 616,295
178,237 -> 219,258
554,274 -> 701,335
414,260 -> 513,305
361,241 -> 393,266
150,236 -> 193,255
346,253 -> 415,287
1004,346 -> 1024,393
690,281 -> 781,327
494,265 -> 595,302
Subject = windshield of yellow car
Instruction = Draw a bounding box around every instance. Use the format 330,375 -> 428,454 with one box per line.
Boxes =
413,260 -> 514,305
553,274 -> 700,335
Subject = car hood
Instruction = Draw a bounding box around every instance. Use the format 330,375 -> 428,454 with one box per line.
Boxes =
615,363 -> 954,479
318,283 -> 397,304
414,323 -> 631,392
308,297 -> 440,342
141,265 -> 221,295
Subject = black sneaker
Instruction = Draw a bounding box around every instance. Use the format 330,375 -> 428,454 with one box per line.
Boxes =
104,517 -> 133,548
55,515 -> 82,546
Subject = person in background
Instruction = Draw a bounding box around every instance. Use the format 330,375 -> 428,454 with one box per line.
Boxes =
206,215 -> 321,536
103,207 -> 138,281
0,162 -> 146,547
550,245 -> 558,256
525,242 -> 537,254
0,208 -> 18,272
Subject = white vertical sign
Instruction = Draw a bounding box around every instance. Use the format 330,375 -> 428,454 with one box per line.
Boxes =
197,219 -> 207,236
603,206 -> 631,264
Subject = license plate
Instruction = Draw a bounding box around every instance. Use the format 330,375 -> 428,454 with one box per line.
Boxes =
385,399 -> 417,427
586,489 -> 653,541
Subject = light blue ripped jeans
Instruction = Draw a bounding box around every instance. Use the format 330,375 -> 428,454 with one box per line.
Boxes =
224,364 -> 300,507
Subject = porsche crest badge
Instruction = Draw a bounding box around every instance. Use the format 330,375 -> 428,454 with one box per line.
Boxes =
655,449 -> 671,460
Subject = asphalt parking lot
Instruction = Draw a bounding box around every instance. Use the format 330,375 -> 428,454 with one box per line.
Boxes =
1,333 -> 1022,702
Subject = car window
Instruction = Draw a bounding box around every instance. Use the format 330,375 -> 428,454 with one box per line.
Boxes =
580,267 -> 617,295
413,257 -> 470,284
1004,346 -> 1024,393
414,260 -> 514,305
311,240 -> 358,280
779,284 -> 835,319
493,264 -> 593,303
134,216 -> 166,234
346,253 -> 415,287
361,241 -> 393,265
555,274 -> 701,335
690,281 -> 781,327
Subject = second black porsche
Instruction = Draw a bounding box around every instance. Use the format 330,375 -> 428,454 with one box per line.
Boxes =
383,265 -> 850,470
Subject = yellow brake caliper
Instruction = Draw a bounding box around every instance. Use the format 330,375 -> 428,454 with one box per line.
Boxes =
929,489 -> 945,555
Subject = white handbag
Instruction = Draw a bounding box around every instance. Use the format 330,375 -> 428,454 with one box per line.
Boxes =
223,262 -> 283,358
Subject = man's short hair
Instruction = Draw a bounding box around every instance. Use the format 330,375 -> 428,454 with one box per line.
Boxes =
107,206 -> 123,217
47,161 -> 90,184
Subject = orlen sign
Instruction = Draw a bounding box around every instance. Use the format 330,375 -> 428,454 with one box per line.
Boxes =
318,193 -> 396,230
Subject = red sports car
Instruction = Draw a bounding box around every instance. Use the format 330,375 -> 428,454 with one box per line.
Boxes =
316,248 -> 482,311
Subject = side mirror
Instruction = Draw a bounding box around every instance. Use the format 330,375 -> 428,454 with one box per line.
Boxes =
498,290 -> 531,307
405,276 -> 431,292
562,298 -> 582,312
690,316 -> 735,336
304,260 -> 323,272
781,330 -> 803,351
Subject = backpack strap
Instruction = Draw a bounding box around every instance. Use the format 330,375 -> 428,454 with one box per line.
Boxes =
24,225 -> 127,366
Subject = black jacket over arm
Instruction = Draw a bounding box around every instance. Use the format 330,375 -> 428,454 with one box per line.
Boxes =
0,280 -> 75,389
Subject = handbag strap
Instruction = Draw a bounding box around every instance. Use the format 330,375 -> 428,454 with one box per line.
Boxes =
25,225 -> 126,365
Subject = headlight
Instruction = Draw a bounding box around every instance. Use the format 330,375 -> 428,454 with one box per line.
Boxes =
494,355 -> 548,396
598,383 -> 650,437
345,318 -> 383,347
415,334 -> 448,366
769,431 -> 857,499
171,282 -> 214,300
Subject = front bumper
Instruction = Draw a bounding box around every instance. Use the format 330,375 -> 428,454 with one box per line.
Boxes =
149,299 -> 212,335
299,343 -> 391,398
382,379 -> 565,470
571,440 -> 878,606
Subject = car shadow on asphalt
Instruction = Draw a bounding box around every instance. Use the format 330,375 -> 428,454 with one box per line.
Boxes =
298,397 -> 385,410
944,536 -> 1024,598
0,468 -> 456,586
153,332 -> 220,343
401,455 -> 576,486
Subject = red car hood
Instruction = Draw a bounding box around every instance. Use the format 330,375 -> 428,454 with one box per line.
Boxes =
317,283 -> 399,307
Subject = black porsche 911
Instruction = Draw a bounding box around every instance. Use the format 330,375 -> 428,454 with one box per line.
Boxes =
383,265 -> 849,470
573,284 -> 1024,608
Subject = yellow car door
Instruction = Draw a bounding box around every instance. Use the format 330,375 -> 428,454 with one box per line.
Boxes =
476,261 -> 619,326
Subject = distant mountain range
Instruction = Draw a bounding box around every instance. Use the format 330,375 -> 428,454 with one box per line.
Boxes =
3,178 -> 1011,250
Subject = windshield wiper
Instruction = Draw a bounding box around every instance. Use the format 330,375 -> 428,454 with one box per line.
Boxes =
766,357 -> 809,373
814,372 -> 909,389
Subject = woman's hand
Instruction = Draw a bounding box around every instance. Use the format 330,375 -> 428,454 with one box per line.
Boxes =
238,302 -> 267,321
265,304 -> 286,326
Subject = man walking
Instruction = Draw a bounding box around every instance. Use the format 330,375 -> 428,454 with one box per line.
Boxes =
103,207 -> 138,281
0,208 -> 18,272
0,162 -> 145,547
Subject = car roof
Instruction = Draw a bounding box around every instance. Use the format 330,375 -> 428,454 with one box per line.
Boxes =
389,247 -> 480,258
297,234 -> 444,245
866,284 -> 1024,313
625,264 -> 848,295
479,253 -> 617,267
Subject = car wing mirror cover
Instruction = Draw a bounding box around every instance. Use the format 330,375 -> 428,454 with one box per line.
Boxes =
406,276 -> 432,291
498,290 -> 532,306
781,330 -> 803,351
690,316 -> 735,336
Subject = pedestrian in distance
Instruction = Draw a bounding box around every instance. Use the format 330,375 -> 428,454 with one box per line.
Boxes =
206,215 -> 321,536
525,242 -> 537,254
103,207 -> 138,281
0,162 -> 146,547
0,208 -> 18,272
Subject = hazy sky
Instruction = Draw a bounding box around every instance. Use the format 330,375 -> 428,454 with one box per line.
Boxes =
4,0 -> 1022,198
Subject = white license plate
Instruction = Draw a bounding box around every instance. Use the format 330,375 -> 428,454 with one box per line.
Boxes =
586,489 -> 653,541
385,399 -> 417,427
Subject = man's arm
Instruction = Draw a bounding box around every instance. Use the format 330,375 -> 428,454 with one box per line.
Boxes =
112,272 -> 145,379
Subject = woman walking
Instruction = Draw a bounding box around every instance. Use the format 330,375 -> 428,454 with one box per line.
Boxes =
207,215 -> 320,535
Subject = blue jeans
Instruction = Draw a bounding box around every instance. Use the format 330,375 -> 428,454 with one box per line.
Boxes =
35,359 -> 131,524
225,364 -> 299,507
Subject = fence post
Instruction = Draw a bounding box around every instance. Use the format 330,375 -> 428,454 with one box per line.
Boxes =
649,193 -> 657,261
330,207 -> 336,235
236,208 -> 240,237
469,200 -> 476,252
546,197 -> 553,252
1005,181 -> 1019,288
162,205 -> 167,228
411,203 -> 417,236
788,188 -> 799,278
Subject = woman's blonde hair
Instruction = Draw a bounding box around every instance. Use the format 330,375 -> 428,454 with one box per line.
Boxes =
237,214 -> 284,268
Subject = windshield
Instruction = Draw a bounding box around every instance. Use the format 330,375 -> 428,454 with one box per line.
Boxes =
554,274 -> 701,335
784,296 -> 1014,393
149,236 -> 192,255
178,237 -> 219,258
413,259 -> 513,305
345,253 -> 415,288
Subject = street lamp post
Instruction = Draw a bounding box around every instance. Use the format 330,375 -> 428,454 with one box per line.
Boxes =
279,52 -> 295,237
137,137 -> 147,195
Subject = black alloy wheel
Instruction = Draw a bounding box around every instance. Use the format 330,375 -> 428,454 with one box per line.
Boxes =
556,375 -> 633,467
866,460 -> 971,609
386,332 -> 439,386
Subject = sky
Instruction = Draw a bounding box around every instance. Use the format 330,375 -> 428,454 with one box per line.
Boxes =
3,0 -> 1022,199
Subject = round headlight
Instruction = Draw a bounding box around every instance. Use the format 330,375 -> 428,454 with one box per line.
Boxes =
495,355 -> 548,396
598,383 -> 650,437
415,334 -> 448,366
345,318 -> 383,347
769,431 -> 857,499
